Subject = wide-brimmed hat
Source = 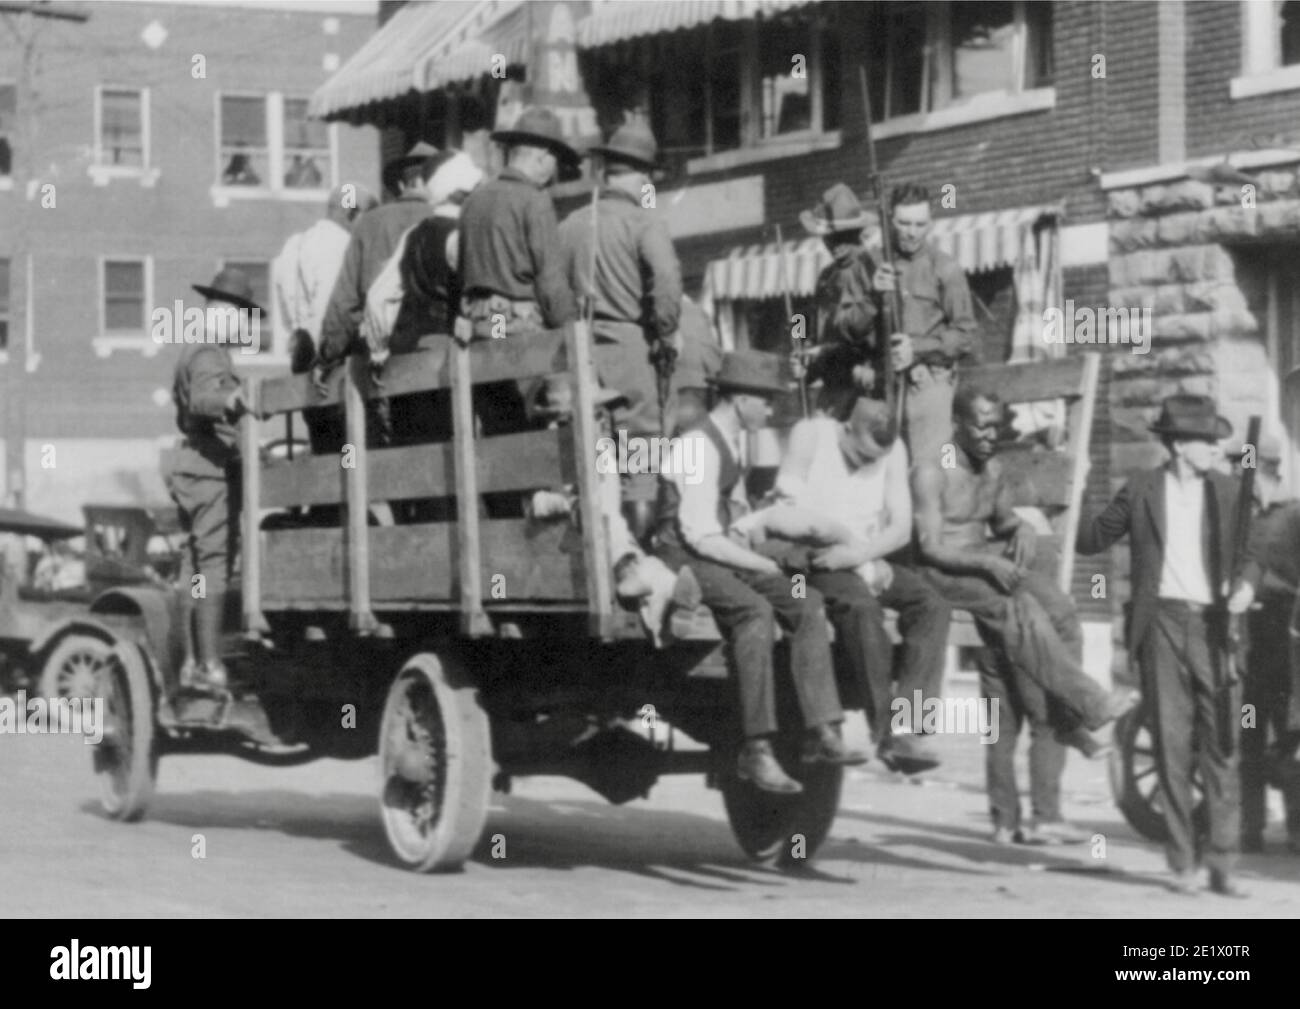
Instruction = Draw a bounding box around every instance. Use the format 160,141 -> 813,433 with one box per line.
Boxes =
800,182 -> 873,236
1149,394 -> 1232,441
709,350 -> 791,398
491,107 -> 579,166
383,141 -> 441,193
192,266 -> 265,317
588,121 -> 658,172
841,397 -> 897,460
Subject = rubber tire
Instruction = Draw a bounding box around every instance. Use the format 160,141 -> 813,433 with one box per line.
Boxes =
378,652 -> 493,872
94,641 -> 158,822
39,633 -> 112,700
719,750 -> 844,869
1109,699 -> 1206,843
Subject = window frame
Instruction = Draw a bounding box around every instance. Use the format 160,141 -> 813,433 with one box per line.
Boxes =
90,84 -> 154,185
0,80 -> 16,189
1232,0 -> 1300,98
94,255 -> 157,358
211,91 -> 338,206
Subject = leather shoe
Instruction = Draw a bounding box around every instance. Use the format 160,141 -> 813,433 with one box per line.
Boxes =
802,724 -> 869,766
1209,870 -> 1248,899
1100,686 -> 1140,724
877,734 -> 941,774
736,740 -> 803,794
1057,724 -> 1114,760
1025,819 -> 1089,845
1167,870 -> 1200,896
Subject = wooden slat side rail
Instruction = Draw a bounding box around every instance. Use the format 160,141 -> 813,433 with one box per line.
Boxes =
565,321 -> 616,639
961,356 -> 1088,404
241,376 -> 269,636
258,328 -> 570,416
1057,353 -> 1100,592
998,449 -> 1075,509
342,360 -> 377,634
450,340 -> 491,636
260,429 -> 574,509
260,519 -> 588,605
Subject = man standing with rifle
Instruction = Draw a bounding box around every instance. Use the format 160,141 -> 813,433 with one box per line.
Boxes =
1076,396 -> 1260,896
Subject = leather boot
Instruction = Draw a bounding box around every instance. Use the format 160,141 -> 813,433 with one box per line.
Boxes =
188,590 -> 229,692
802,723 -> 869,766
736,739 -> 803,794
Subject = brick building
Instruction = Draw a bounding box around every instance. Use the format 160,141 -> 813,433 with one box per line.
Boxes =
313,0 -> 1300,671
0,1 -> 378,522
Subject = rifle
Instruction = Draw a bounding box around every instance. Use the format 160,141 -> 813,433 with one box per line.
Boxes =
859,64 -> 901,439
774,222 -> 809,419
1222,414 -> 1262,755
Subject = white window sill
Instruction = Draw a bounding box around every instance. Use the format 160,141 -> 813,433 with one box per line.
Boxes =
93,335 -> 162,359
89,165 -> 160,188
687,130 -> 842,175
871,88 -> 1057,140
210,185 -> 330,208
1230,64 -> 1300,99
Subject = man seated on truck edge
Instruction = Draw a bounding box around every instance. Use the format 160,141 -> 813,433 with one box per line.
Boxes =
653,349 -> 867,795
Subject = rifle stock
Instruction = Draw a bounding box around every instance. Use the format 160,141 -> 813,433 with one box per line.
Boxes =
859,64 -> 900,434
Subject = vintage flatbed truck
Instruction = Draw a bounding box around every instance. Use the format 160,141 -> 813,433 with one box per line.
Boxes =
54,323 -> 1172,868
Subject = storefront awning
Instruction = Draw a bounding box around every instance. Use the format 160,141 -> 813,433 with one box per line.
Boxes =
704,204 -> 1064,301
414,0 -> 532,91
309,1 -> 481,120
578,0 -> 812,48
929,204 -> 1063,274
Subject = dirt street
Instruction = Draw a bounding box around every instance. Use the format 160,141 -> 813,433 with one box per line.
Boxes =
4,706 -> 1300,918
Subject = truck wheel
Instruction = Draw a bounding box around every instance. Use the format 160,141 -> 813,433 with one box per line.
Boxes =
1109,700 -> 1205,843
378,652 -> 492,872
40,633 -> 111,700
93,641 -> 158,822
719,748 -> 843,869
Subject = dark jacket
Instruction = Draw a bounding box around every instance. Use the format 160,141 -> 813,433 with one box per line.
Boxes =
1076,465 -> 1256,651
171,344 -> 240,477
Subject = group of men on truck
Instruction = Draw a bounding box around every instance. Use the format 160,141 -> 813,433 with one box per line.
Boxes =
168,109 -> 1296,896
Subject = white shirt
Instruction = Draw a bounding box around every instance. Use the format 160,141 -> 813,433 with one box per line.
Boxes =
1158,469 -> 1214,604
272,218 -> 352,348
673,413 -> 748,550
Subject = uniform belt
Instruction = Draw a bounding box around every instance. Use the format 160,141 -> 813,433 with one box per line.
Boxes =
1158,598 -> 1213,613
462,293 -> 539,321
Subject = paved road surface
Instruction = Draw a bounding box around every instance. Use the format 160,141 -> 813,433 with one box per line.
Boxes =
4,713 -> 1300,918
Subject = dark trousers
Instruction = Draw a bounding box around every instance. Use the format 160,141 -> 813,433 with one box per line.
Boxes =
1242,597 -> 1300,842
1139,601 -> 1240,875
685,556 -> 842,739
806,565 -> 951,742
923,566 -> 1111,730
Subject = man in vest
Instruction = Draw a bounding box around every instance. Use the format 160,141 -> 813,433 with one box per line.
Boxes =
559,120 -> 682,437
655,349 -> 867,794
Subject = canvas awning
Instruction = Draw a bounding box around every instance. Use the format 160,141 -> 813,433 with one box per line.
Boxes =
414,0 -> 532,91
578,0 -> 811,48
704,204 -> 1064,301
309,1 -> 481,120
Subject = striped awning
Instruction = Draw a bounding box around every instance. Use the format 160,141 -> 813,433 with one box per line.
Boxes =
414,0 -> 532,91
928,204 -> 1063,274
705,204 -> 1064,301
309,1 -> 481,119
578,0 -> 812,48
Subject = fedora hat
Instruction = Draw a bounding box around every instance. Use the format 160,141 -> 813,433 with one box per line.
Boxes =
192,266 -> 265,317
1149,394 -> 1232,441
491,107 -> 579,166
589,121 -> 658,172
800,182 -> 873,236
709,349 -> 791,398
383,141 -> 441,193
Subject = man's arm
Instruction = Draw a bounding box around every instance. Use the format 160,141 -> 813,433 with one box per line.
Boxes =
185,348 -> 243,419
914,256 -> 977,362
912,462 -> 1006,579
676,437 -> 779,574
641,219 -> 682,340
527,195 -> 578,327
317,230 -> 367,366
1075,478 -> 1135,555
773,419 -> 819,502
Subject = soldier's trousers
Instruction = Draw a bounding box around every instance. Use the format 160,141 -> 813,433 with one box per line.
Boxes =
1241,596 -> 1300,843
593,320 -> 661,437
902,364 -> 955,469
1138,600 -> 1240,875
168,467 -> 240,595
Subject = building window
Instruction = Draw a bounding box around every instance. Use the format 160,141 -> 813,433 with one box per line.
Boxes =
0,84 -> 13,178
0,257 -> 9,351
96,87 -> 147,168
219,259 -> 273,355
214,92 -> 334,198
870,1 -> 1054,121
102,259 -> 148,334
